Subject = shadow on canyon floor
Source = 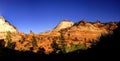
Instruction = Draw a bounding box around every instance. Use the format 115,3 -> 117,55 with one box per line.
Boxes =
0,22 -> 120,61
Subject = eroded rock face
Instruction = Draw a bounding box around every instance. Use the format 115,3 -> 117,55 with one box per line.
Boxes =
0,16 -> 18,39
0,18 -> 118,54
53,20 -> 74,31
0,16 -> 17,32
59,20 -> 118,48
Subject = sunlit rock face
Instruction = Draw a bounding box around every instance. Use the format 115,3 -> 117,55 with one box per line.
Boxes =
41,20 -> 74,35
0,16 -> 18,39
53,20 -> 74,31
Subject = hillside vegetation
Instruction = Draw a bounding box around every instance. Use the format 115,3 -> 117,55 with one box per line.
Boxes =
0,20 -> 118,54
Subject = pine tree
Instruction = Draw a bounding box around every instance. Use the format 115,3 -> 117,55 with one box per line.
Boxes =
5,31 -> 15,49
5,31 -> 12,47
31,35 -> 37,49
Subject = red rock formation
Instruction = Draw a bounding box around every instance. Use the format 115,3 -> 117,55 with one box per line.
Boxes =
0,18 -> 118,54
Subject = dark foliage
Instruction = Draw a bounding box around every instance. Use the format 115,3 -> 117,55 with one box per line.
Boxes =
0,39 -> 5,47
7,42 -> 16,49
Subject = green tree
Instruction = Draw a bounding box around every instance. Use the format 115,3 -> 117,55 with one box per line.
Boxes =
31,36 -> 37,49
65,43 -> 86,53
96,20 -> 100,23
5,31 -> 16,49
84,38 -> 87,47
51,38 -> 59,53
51,37 -> 63,54
30,30 -> 34,34
5,31 -> 12,47
7,42 -> 16,49
60,32 -> 65,41
59,32 -> 66,53
21,35 -> 25,44
68,33 -> 70,39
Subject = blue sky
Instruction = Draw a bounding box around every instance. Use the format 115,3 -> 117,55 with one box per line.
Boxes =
0,0 -> 120,33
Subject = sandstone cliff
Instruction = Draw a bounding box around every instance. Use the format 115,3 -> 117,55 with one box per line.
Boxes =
0,18 -> 118,54
40,20 -> 74,35
0,16 -> 18,39
53,20 -> 74,31
0,16 -> 17,32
